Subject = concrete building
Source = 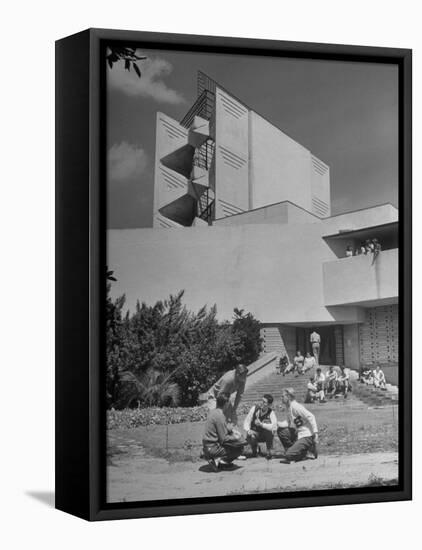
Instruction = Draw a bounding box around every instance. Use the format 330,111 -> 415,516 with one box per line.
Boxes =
108,72 -> 399,383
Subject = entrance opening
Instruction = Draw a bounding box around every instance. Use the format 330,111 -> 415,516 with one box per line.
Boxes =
296,326 -> 343,365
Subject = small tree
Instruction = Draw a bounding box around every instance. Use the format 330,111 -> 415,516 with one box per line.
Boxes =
232,308 -> 263,366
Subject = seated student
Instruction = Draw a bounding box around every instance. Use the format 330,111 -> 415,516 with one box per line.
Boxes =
325,365 -> 338,398
277,388 -> 319,463
277,354 -> 289,375
359,364 -> 374,385
303,352 -> 316,373
345,245 -> 353,257
313,367 -> 326,391
336,366 -> 351,398
244,394 -> 278,459
282,359 -> 295,376
293,350 -> 305,376
202,392 -> 245,472
360,242 -> 367,255
305,377 -> 318,403
373,365 -> 387,389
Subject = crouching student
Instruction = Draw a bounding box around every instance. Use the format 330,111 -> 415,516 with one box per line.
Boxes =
277,388 -> 319,463
305,377 -> 324,403
202,392 -> 245,472
244,394 -> 278,459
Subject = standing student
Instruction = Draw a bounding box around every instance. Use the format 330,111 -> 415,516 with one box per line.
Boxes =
310,329 -> 321,365
277,388 -> 319,463
244,394 -> 278,459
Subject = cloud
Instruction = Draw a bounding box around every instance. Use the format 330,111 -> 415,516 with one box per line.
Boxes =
108,142 -> 148,182
108,53 -> 185,104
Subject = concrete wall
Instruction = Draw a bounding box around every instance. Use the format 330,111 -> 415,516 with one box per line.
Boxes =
323,248 -> 398,306
153,112 -> 189,228
214,201 -> 320,227
321,204 -> 398,236
108,222 -> 367,325
311,155 -> 331,217
343,324 -> 360,369
249,112 -> 314,212
214,87 -> 249,218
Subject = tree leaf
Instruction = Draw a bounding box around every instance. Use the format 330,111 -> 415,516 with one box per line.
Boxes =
133,63 -> 141,78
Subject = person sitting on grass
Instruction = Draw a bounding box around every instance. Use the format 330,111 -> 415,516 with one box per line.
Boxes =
325,365 -> 338,398
373,365 -> 387,390
277,388 -> 319,463
293,350 -> 305,376
244,394 -> 278,460
303,352 -> 316,373
202,392 -> 246,472
336,366 -> 351,398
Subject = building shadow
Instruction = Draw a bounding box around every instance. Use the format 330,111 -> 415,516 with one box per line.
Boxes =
26,491 -> 55,508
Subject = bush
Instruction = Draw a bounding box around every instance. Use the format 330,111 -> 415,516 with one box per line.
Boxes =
106,283 -> 263,409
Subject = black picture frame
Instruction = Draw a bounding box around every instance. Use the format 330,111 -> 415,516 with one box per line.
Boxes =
55,28 -> 412,521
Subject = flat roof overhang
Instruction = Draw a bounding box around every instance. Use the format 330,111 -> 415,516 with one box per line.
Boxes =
323,221 -> 398,241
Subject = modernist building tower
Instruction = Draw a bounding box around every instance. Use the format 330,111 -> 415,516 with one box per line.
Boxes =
108,72 -> 399,383
153,72 -> 330,228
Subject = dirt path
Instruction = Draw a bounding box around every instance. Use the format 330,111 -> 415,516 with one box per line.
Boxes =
107,450 -> 398,503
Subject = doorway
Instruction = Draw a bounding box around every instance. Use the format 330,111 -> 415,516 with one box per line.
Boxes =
296,326 -> 338,365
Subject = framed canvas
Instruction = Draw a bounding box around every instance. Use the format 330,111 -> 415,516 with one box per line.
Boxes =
55,28 -> 412,521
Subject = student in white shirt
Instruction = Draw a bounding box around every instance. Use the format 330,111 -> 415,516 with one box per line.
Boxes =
373,365 -> 387,389
293,350 -> 305,376
337,366 -> 351,398
277,388 -> 319,463
303,352 -> 316,373
310,330 -> 321,365
244,394 -> 278,459
325,365 -> 338,397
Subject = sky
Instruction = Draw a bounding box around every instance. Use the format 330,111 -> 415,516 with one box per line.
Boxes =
107,48 -> 398,228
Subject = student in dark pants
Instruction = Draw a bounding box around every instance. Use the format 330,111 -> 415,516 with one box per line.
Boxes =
202,392 -> 245,471
277,388 -> 319,463
243,394 -> 278,459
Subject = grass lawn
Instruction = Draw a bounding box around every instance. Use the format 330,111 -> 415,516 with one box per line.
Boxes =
108,401 -> 398,463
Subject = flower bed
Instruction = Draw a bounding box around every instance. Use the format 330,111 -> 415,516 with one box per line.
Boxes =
107,406 -> 210,429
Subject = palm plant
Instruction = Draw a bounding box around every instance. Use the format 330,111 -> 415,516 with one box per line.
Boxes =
120,366 -> 182,408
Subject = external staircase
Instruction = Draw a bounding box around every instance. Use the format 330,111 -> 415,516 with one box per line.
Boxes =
239,365 -> 399,411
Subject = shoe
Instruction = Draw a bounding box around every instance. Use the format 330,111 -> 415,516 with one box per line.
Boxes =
279,458 -> 291,464
208,459 -> 219,472
237,455 -> 247,460
266,452 -> 273,460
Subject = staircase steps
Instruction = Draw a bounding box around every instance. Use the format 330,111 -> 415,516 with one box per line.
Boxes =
239,366 -> 399,410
